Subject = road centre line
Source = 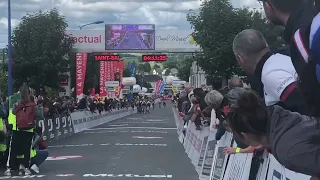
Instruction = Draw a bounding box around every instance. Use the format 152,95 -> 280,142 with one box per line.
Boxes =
84,130 -> 168,134
108,122 -> 167,124
0,174 -> 173,179
48,143 -> 167,148
88,127 -> 177,130
83,174 -> 172,178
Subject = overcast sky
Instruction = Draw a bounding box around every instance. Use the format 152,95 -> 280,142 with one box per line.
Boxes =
0,0 -> 261,48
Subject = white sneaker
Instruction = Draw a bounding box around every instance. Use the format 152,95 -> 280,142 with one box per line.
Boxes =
18,164 -> 31,176
30,164 -> 39,174
24,168 -> 32,175
4,169 -> 11,176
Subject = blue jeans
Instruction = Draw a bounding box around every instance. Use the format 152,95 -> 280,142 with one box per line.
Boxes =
30,150 -> 49,167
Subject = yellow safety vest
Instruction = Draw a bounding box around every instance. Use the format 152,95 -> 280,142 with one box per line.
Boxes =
0,118 -> 6,152
30,149 -> 36,158
17,149 -> 36,159
8,109 -> 33,133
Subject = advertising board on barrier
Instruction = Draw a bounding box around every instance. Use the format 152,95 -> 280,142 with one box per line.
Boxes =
37,114 -> 74,143
71,109 -> 135,133
172,108 -> 312,180
222,142 -> 252,180
200,134 -> 217,178
210,132 -> 232,180
256,151 -> 270,180
266,155 -> 311,180
67,29 -> 200,52
197,135 -> 209,173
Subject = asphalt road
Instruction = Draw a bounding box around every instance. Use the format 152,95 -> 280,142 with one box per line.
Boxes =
0,104 -> 198,179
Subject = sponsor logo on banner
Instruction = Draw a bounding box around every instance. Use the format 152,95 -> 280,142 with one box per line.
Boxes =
37,119 -> 47,140
172,80 -> 186,87
75,53 -> 87,98
211,147 -> 227,179
48,119 -> 54,139
67,29 -> 199,52
99,61 -> 107,96
198,136 -> 208,167
36,114 -> 74,144
202,140 -> 217,176
105,81 -> 119,87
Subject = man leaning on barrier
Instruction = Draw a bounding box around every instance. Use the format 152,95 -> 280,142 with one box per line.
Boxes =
233,29 -> 309,115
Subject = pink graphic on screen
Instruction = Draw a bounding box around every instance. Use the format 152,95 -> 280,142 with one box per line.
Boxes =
105,24 -> 155,50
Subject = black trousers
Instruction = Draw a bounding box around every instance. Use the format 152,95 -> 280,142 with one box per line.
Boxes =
7,131 -> 33,169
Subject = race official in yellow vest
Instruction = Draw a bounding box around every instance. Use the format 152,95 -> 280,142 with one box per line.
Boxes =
5,85 -> 39,176
0,107 -> 7,168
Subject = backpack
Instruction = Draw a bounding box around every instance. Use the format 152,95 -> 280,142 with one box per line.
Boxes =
15,102 -> 37,130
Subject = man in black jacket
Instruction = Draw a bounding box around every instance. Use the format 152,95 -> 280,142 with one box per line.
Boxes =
259,0 -> 320,116
233,29 -> 309,114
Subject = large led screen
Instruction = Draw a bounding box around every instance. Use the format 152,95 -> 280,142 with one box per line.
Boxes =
105,24 -> 155,50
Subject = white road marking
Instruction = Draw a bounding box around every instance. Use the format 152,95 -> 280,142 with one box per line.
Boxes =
108,124 -> 129,126
126,118 -> 139,120
83,174 -> 172,178
46,156 -> 83,160
146,120 -> 165,122
49,143 -> 167,148
132,136 -> 163,139
56,174 -> 75,177
108,122 -> 167,124
88,127 -> 177,130
0,175 -> 46,179
84,130 -> 168,134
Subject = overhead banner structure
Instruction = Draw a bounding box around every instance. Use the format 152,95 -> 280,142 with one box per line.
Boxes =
99,61 -> 108,97
75,53 -> 87,100
67,29 -> 199,52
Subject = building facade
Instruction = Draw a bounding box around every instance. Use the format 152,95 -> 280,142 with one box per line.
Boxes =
189,61 -> 208,88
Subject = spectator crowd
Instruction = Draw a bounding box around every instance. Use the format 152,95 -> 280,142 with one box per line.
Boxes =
0,84 -> 133,176
177,0 -> 320,179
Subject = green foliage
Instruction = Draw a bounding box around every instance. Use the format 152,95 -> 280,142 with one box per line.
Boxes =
0,71 -> 8,97
123,67 -> 131,77
153,64 -> 160,70
137,63 -> 145,74
187,0 -> 285,81
177,56 -> 193,81
12,9 -> 74,91
163,57 -> 178,69
164,68 -> 171,76
143,62 -> 151,74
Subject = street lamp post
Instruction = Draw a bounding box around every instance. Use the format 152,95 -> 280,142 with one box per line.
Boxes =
8,0 -> 13,96
79,21 -> 104,30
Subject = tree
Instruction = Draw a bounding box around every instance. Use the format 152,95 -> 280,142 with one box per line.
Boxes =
0,71 -> 8,96
163,57 -> 178,69
143,62 -> 151,74
155,68 -> 163,75
153,64 -> 160,74
12,9 -> 74,92
164,68 -> 171,76
187,0 -> 283,82
187,0 -> 249,81
123,68 -> 131,77
177,56 -> 193,81
137,63 -> 145,74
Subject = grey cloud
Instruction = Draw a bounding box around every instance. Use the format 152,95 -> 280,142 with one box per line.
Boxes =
72,0 -> 196,2
0,0 -> 258,48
